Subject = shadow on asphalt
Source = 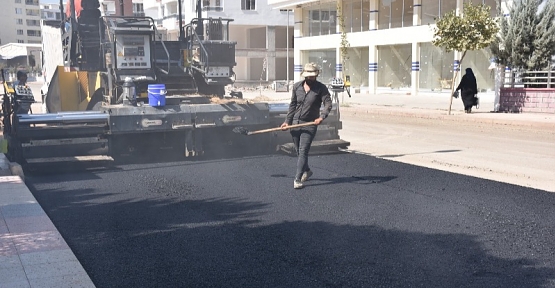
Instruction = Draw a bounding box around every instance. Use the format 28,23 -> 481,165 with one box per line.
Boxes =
270,174 -> 396,186
24,183 -> 555,288
378,149 -> 462,158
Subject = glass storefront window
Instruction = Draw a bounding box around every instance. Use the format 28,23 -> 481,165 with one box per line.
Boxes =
462,49 -> 495,92
419,42 -> 455,91
421,0 -> 440,25
342,0 -> 371,32
390,0 -> 403,28
362,1 -> 370,31
403,0 -> 413,27
344,47 -> 370,87
379,0 -> 414,29
377,44 -> 412,88
440,0 -> 457,15
378,0 -> 391,29
302,50 -> 337,82
303,2 -> 337,37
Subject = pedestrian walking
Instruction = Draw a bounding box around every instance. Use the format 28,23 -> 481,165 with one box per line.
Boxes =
280,63 -> 332,189
454,68 -> 478,113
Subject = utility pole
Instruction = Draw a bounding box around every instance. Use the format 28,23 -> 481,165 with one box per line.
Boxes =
286,9 -> 289,91
178,0 -> 184,41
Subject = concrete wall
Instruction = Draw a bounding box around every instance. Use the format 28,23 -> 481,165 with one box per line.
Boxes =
499,88 -> 555,113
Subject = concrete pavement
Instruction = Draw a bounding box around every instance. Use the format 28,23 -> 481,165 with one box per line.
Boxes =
0,83 -> 553,287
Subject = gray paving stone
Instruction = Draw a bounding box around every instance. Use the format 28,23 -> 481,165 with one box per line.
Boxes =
0,193 -> 37,205
6,221 -> 58,234
24,260 -> 89,280
0,280 -> 30,288
12,232 -> 69,254
0,204 -> 46,218
28,275 -> 95,288
0,236 -> 18,257
0,254 -> 22,269
0,266 -> 27,284
19,249 -> 78,266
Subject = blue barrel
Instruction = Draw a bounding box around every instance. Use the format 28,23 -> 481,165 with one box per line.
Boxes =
147,84 -> 166,107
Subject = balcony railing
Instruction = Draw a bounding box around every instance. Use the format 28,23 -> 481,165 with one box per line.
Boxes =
202,6 -> 223,12
133,12 -> 145,17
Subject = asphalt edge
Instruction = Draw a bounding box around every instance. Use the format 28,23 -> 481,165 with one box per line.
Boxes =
341,106 -> 555,130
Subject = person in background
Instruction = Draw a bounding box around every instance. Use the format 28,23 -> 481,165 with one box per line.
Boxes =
13,71 -> 28,87
280,63 -> 332,189
454,68 -> 478,113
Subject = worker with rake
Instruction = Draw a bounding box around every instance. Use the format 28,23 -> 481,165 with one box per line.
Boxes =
281,63 -> 332,189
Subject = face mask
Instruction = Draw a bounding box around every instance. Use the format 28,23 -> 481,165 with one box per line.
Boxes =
305,78 -> 315,85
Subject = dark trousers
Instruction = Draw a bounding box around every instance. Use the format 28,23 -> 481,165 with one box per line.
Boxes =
290,126 -> 317,181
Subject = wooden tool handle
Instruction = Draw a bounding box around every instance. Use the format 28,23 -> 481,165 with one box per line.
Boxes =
248,122 -> 316,135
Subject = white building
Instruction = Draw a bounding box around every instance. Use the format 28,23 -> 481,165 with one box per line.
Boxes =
99,0 -> 147,16
0,0 -> 43,45
142,0 -> 294,82
40,2 -> 62,21
268,0 -> 504,95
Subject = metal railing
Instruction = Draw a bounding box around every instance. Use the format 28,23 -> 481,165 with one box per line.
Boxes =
504,69 -> 554,88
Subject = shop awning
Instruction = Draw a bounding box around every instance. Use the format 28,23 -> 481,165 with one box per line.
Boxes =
0,43 -> 41,60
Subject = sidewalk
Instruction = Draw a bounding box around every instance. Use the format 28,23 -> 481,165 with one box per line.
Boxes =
240,88 -> 555,129
0,87 -> 553,287
0,154 -> 95,288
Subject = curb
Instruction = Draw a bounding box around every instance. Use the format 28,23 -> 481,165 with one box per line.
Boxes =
341,106 -> 555,130
0,153 -> 25,180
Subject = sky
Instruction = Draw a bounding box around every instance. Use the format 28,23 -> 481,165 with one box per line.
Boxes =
41,0 -> 62,4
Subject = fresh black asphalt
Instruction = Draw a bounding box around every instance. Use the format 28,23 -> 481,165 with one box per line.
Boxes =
25,152 -> 555,287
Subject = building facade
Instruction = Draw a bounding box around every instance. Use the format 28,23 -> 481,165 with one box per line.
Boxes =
41,3 -> 62,21
141,0 -> 294,82
269,0 -> 505,95
0,0 -> 43,45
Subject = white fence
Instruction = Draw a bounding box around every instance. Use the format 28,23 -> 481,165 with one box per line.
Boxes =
503,70 -> 554,88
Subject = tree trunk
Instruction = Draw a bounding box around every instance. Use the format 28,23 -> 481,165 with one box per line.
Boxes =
449,51 -> 467,115
494,65 -> 505,112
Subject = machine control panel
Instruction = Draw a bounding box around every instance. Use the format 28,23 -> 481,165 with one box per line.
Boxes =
12,85 -> 35,103
116,35 -> 151,70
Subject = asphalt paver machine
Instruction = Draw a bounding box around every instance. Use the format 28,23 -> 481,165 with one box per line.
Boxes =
1,0 -> 349,164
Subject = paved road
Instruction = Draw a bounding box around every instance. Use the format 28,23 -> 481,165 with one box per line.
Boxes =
25,152 -> 555,287
340,113 -> 555,192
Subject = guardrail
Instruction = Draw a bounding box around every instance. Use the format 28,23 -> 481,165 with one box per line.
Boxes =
503,70 -> 554,88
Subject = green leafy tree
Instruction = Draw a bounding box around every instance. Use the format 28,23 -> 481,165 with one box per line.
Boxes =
432,3 -> 499,114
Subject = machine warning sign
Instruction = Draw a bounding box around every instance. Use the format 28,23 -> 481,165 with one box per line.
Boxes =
222,115 -> 242,124
141,119 -> 163,127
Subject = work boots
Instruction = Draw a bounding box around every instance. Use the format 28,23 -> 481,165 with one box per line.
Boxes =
301,170 -> 313,182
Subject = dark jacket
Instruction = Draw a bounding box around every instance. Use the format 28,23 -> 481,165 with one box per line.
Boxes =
286,80 -> 332,125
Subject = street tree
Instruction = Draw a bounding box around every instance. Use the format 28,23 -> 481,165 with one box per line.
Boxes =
490,0 -> 555,90
492,0 -> 555,70
432,3 -> 499,114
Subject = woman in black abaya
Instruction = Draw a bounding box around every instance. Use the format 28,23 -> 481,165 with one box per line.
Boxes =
454,68 -> 478,113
